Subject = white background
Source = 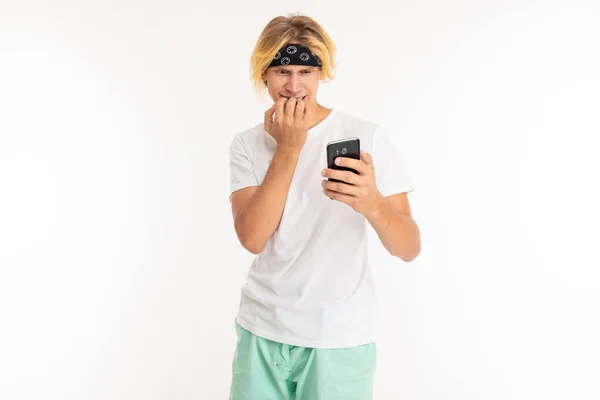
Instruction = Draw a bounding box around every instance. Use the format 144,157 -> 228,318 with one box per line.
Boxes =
1,1 -> 599,399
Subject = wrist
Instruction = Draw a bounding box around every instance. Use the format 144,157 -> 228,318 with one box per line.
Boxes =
364,192 -> 387,220
276,145 -> 302,157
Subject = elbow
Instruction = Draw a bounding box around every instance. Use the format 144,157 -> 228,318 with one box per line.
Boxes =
399,224 -> 421,262
234,219 -> 266,255
237,231 -> 265,255
395,241 -> 421,263
241,239 -> 265,255
399,250 -> 420,262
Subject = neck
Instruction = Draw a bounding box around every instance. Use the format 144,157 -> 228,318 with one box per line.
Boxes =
306,103 -> 332,130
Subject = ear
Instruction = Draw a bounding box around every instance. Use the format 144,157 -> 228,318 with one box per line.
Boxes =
261,71 -> 268,87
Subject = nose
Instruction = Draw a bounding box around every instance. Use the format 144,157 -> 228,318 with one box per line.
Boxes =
285,74 -> 301,94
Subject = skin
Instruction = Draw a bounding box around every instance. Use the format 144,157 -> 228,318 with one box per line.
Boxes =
262,63 -> 332,134
321,151 -> 421,262
231,57 -> 421,261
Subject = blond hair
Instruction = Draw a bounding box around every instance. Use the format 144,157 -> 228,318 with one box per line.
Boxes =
250,14 -> 337,101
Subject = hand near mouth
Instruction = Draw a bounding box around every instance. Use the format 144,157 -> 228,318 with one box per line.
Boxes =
264,97 -> 311,154
280,95 -> 308,102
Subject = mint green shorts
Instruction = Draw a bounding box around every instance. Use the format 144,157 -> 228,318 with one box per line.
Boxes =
229,320 -> 377,400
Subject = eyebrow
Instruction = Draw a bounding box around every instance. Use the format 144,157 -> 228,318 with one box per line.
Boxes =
276,67 -> 315,72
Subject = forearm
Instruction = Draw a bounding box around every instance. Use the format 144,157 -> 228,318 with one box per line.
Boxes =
366,195 -> 421,262
235,147 -> 300,253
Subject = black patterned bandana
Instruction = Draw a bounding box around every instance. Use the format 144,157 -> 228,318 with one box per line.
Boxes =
267,43 -> 322,68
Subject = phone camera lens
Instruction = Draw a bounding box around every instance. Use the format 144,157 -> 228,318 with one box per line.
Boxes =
341,148 -> 347,155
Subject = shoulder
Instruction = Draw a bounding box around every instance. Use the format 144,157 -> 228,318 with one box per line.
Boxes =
230,123 -> 267,152
331,109 -> 384,151
231,123 -> 264,144
333,109 -> 381,134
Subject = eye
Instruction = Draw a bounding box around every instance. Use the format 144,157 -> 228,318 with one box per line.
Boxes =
277,69 -> 289,75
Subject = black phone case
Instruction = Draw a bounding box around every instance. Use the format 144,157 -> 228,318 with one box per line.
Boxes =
326,138 -> 360,183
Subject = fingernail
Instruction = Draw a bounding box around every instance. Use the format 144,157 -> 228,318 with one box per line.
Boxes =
335,158 -> 341,165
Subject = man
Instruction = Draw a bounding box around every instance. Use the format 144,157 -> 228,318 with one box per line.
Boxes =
228,14 -> 421,400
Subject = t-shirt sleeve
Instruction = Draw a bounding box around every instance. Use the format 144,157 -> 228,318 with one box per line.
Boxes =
229,134 -> 258,196
372,125 -> 415,197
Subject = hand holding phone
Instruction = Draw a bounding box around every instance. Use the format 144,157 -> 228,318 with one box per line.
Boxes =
326,137 -> 360,183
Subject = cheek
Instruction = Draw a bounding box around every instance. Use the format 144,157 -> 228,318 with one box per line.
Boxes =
307,78 -> 320,92
269,80 -> 285,92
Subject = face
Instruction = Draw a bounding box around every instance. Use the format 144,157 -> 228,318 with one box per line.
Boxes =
263,65 -> 322,107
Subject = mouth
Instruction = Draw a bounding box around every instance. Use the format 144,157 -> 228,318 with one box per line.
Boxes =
280,95 -> 308,101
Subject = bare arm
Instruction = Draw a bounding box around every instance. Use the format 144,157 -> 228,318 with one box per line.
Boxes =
365,192 -> 421,262
231,148 -> 300,254
230,96 -> 310,254
321,151 -> 421,262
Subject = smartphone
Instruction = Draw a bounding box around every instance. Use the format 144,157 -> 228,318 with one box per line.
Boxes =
326,137 -> 360,183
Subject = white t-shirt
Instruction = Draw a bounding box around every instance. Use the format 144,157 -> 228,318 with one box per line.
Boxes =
228,108 -> 414,348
